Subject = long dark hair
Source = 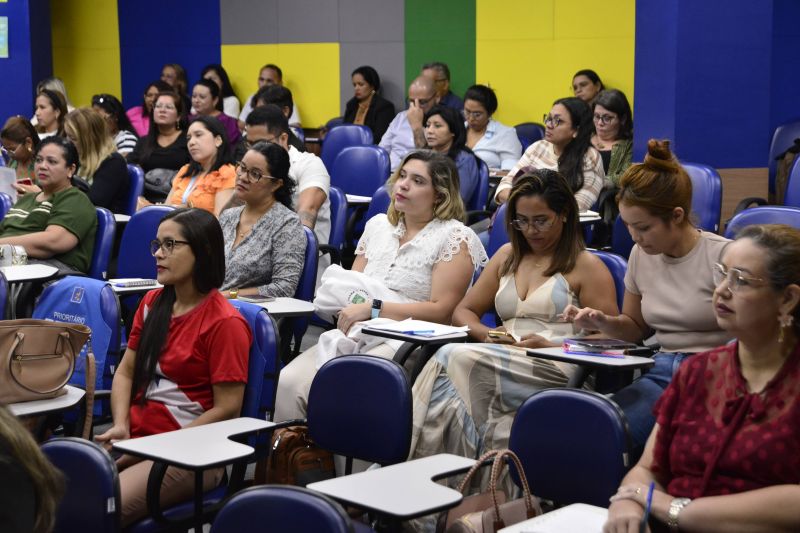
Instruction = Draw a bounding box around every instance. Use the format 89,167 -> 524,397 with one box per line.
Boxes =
140,80 -> 172,118
246,141 -> 294,208
552,97 -> 593,194
501,169 -> 583,278
593,89 -> 633,140
130,208 -> 226,403
92,93 -> 138,137
186,115 -> 232,176
194,78 -> 223,113
201,64 -> 237,100
139,91 -> 187,163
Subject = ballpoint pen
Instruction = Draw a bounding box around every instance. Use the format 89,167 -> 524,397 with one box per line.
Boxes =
640,481 -> 655,533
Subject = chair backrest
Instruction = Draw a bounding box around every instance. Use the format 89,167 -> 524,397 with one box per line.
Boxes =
591,250 -> 628,310
783,155 -> 800,208
227,300 -> 280,422
41,437 -> 121,533
514,122 -> 545,147
295,226 -> 319,303
307,355 -> 412,466
364,185 -> 391,223
326,186 -> 348,252
325,116 -> 345,131
321,124 -> 374,171
211,485 -> 351,533
89,207 -> 116,280
329,144 -> 390,197
467,158 -> 490,212
487,203 -> 510,257
508,389 -> 631,507
0,271 -> 7,320
611,216 -> 635,259
768,120 -> 800,196
682,161 -> 722,233
125,164 -> 145,216
117,205 -> 174,279
724,205 -> 800,238
0,191 -> 12,219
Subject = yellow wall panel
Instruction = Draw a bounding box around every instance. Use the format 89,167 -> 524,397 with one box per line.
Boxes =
476,0 -> 634,126
50,0 -> 120,107
222,43 -> 340,128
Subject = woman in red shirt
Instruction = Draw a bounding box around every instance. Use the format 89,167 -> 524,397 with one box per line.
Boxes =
604,224 -> 800,532
95,208 -> 251,526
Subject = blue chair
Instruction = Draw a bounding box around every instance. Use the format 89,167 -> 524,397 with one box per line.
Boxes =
320,186 -> 348,264
125,164 -> 145,216
211,485 -> 357,533
783,156 -> 800,208
321,125 -> 374,171
508,389 -> 631,508
466,158 -> 490,213
307,355 -> 412,475
514,122 -> 545,147
90,207 -> 116,280
364,185 -> 391,223
346,180 -> 392,248
129,302 -> 279,533
768,120 -> 800,199
591,250 -> 628,311
0,270 -> 7,320
682,161 -> 722,233
0,191 -> 12,219
610,216 -> 635,259
486,203 -> 509,257
330,145 -> 390,198
41,437 -> 121,533
724,205 -> 800,238
288,226 -> 319,358
325,116 -> 345,131
117,205 -> 174,280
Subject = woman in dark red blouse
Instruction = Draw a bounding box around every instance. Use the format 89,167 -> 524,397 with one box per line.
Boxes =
604,224 -> 800,533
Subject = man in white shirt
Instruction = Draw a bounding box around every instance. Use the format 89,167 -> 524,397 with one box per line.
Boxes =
238,64 -> 302,130
242,105 -> 331,284
379,76 -> 439,170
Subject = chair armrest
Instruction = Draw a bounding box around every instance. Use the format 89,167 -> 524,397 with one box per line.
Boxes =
466,209 -> 492,227
318,244 -> 342,266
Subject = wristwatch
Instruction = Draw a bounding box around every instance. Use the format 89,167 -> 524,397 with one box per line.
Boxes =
370,299 -> 383,319
667,497 -> 691,530
229,288 -> 239,299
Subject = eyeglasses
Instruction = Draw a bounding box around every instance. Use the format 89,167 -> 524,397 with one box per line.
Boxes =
543,114 -> 566,127
235,161 -> 278,183
593,114 -> 617,125
150,238 -> 190,256
712,263 -> 767,292
511,216 -> 556,232
154,103 -> 176,110
462,109 -> 486,120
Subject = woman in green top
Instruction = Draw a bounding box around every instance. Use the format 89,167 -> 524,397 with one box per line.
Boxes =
591,89 -> 633,185
0,136 -> 97,274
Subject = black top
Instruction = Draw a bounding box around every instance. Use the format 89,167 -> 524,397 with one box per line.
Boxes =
127,134 -> 190,173
599,149 -> 612,174
88,152 -> 130,214
343,94 -> 396,144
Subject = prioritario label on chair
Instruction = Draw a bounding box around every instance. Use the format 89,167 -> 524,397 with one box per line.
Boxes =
367,319 -> 469,338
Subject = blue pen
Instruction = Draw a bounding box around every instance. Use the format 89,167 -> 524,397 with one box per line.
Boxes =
640,481 -> 655,533
402,330 -> 435,335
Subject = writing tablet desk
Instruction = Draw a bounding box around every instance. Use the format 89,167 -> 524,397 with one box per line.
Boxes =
1,264 -> 60,318
308,453 -> 476,520
499,503 -> 608,532
360,327 -> 468,381
114,417 -> 274,531
526,347 -> 654,388
8,385 -> 85,417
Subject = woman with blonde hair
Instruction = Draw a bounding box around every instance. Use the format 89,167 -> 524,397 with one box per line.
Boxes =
62,108 -> 130,213
274,150 -> 488,422
0,406 -> 64,533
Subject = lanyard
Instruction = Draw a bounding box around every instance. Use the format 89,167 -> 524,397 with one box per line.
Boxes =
181,175 -> 201,205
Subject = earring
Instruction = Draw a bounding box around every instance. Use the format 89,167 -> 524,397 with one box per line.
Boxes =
779,314 -> 794,343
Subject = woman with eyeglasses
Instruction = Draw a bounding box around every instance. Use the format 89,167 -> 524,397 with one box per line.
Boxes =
343,65 -> 396,143
591,89 -> 633,185
1,116 -> 40,183
64,108 -> 130,214
604,224 -> 800,533
495,97 -> 607,209
462,84 -> 522,171
96,208 -> 251,526
140,116 -> 234,216
423,105 -> 482,204
408,169 -> 618,469
128,91 -> 191,203
562,139 -> 731,459
219,141 -> 306,299
91,94 -> 139,156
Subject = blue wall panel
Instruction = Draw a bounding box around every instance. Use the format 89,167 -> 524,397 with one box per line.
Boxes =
770,0 -> 800,137
117,0 -> 221,109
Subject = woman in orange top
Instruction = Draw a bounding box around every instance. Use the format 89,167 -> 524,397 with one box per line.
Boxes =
157,116 -> 235,216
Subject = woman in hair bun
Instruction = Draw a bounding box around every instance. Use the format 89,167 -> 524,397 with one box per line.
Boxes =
562,139 -> 732,458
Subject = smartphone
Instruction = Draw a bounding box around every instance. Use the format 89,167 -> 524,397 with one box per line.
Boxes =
239,295 -> 276,303
18,178 -> 33,186
487,330 -> 516,341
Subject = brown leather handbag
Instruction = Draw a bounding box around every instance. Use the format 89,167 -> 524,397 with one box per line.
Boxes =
0,319 -> 92,405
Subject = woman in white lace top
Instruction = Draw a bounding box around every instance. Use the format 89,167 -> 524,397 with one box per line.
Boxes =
274,150 -> 488,422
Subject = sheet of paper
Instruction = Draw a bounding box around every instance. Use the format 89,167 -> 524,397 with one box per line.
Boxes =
0,167 -> 18,203
368,319 -> 469,337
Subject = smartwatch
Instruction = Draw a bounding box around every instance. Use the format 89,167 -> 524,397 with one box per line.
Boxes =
370,299 -> 383,319
667,497 -> 691,530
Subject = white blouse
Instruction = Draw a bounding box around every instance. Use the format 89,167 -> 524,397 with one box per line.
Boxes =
355,214 -> 488,302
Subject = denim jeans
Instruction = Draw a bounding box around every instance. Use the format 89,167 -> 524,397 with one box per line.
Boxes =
611,352 -> 691,461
